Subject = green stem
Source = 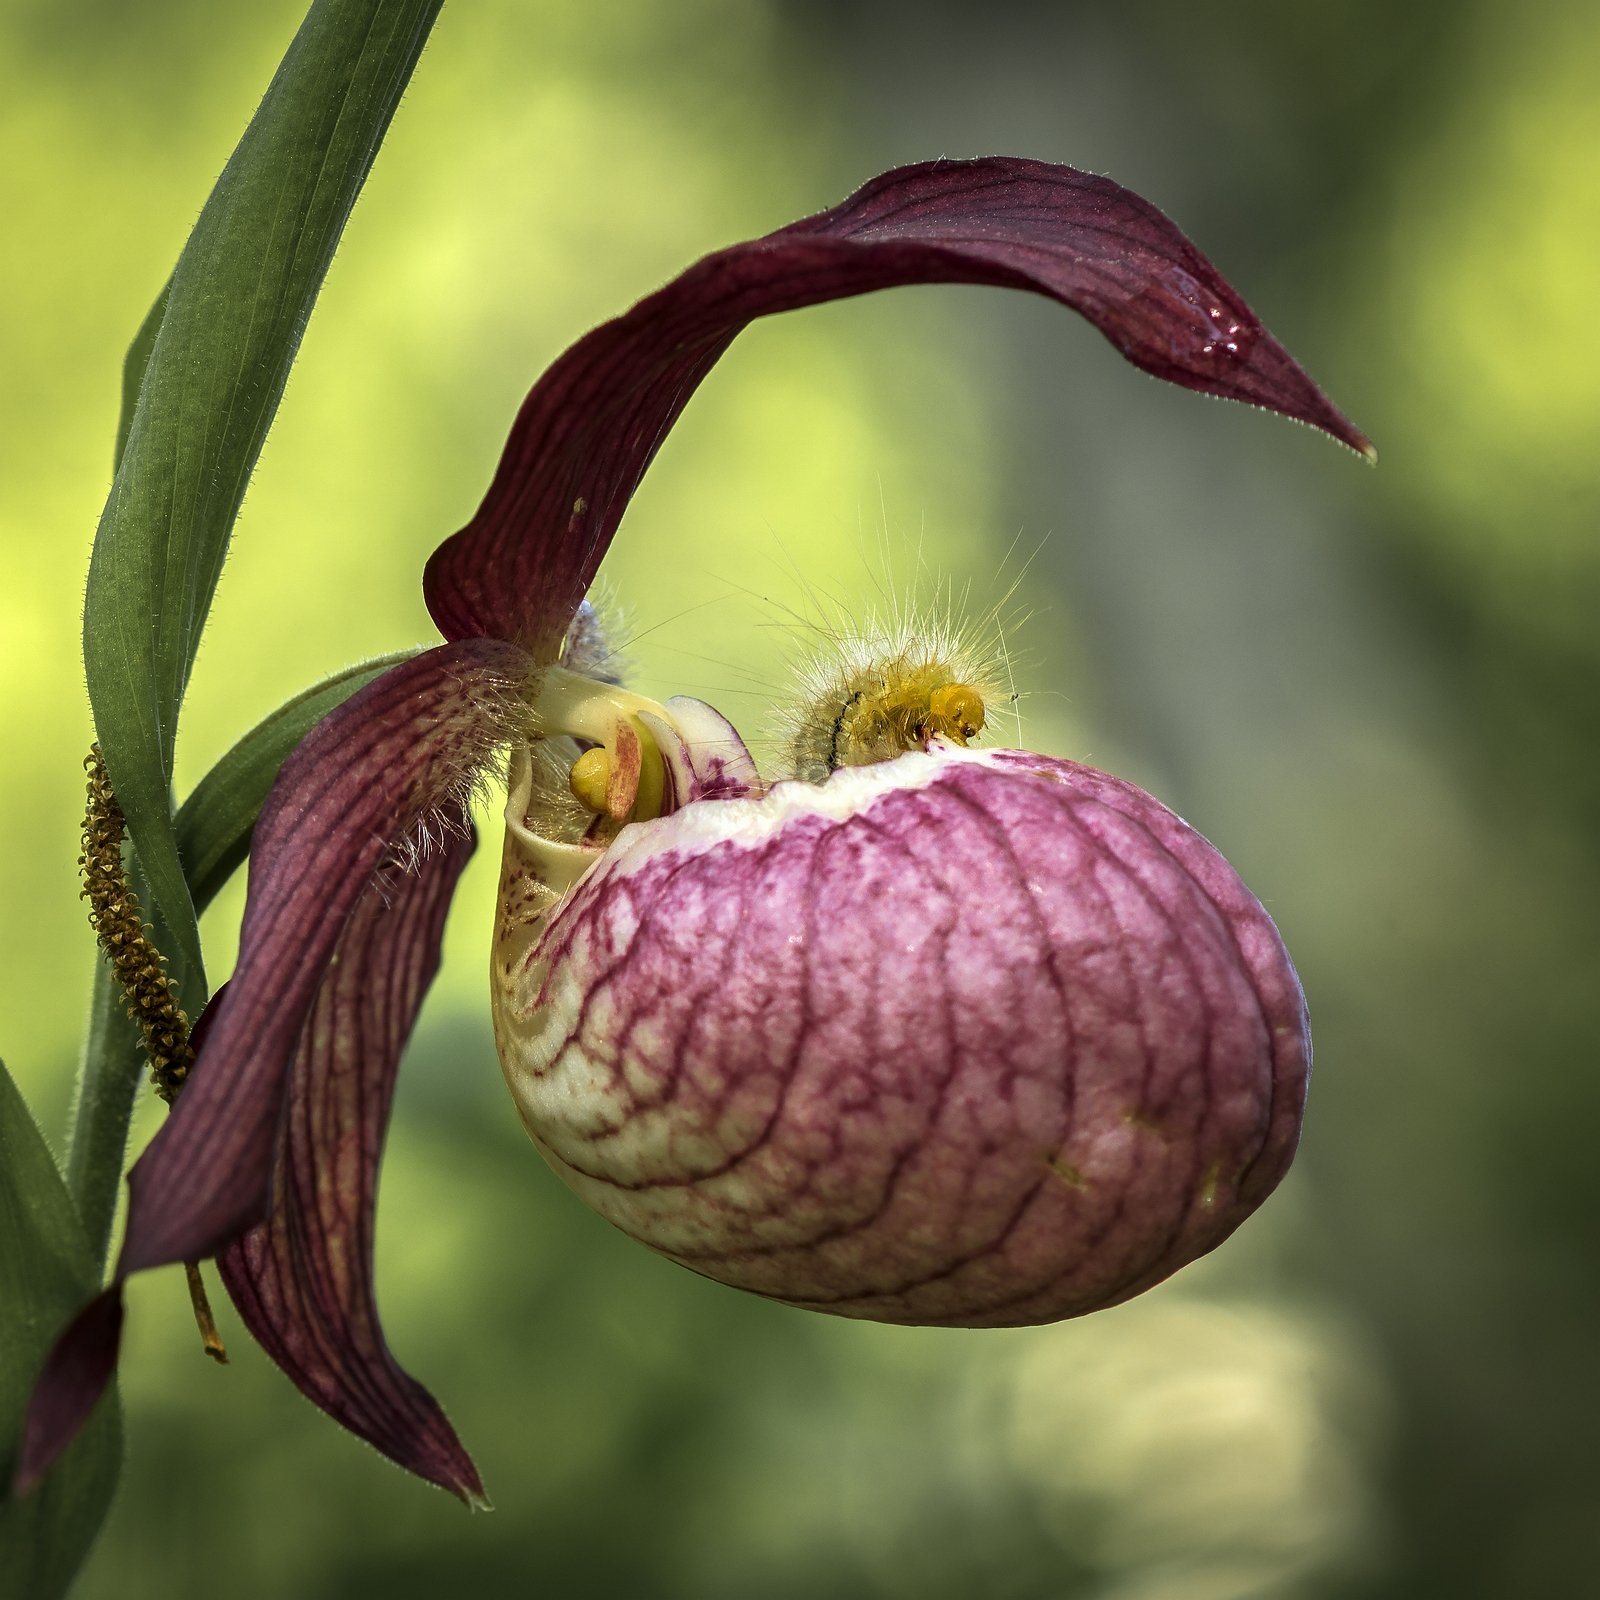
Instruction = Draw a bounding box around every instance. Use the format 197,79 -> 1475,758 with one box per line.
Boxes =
64,965 -> 146,1275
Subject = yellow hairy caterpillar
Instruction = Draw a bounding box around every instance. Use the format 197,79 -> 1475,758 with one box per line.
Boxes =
773,597 -> 1017,783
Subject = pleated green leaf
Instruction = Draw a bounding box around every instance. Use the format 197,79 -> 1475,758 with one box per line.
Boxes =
0,1062 -> 121,1600
83,0 -> 443,995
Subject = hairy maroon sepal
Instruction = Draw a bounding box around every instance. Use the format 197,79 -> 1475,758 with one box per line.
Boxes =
426,155 -> 1370,653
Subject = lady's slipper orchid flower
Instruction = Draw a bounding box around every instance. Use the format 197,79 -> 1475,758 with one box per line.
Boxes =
19,157 -> 1368,1504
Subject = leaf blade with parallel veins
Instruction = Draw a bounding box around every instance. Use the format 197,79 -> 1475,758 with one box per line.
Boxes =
83,0 -> 445,990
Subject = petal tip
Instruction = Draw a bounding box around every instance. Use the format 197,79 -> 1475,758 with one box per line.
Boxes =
422,1445 -> 490,1509
1294,397 -> 1375,462
1316,403 -> 1377,462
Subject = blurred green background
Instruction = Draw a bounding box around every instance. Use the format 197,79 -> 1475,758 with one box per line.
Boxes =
2,0 -> 1597,1595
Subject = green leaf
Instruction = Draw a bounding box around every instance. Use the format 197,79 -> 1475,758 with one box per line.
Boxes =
83,0 -> 444,994
0,1062 -> 122,1600
175,651 -> 420,912
112,278 -> 170,475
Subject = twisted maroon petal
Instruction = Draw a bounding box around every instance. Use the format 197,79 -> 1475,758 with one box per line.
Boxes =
16,641 -> 528,1494
217,815 -> 485,1505
120,638 -> 528,1276
425,155 -> 1371,652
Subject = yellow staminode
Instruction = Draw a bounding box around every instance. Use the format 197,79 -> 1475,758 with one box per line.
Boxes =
568,746 -> 612,812
531,666 -> 673,826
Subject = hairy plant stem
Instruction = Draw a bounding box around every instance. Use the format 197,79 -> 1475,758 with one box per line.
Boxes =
65,962 -> 147,1273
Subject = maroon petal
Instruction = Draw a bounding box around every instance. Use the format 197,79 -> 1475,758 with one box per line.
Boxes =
11,1289 -> 124,1498
18,646 -> 526,1495
119,638 -> 530,1277
217,814 -> 485,1505
425,155 -> 1371,651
